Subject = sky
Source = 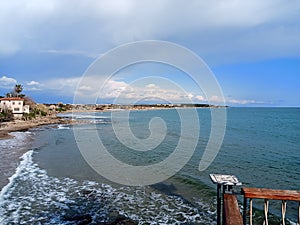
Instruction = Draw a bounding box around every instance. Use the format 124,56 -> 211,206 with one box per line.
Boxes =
0,0 -> 299,106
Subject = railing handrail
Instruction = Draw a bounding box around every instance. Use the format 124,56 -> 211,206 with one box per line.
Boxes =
242,187 -> 300,201
209,174 -> 300,225
242,187 -> 300,225
224,194 -> 243,225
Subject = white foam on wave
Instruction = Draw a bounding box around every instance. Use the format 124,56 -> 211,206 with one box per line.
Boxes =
57,125 -> 70,130
74,115 -> 108,119
0,150 -> 216,224
0,131 -> 32,150
0,150 -> 34,223
0,150 -> 33,197
58,113 -> 109,120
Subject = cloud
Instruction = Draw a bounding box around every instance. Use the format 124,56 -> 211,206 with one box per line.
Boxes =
26,80 -> 43,90
146,84 -> 156,89
47,77 -> 81,94
0,76 -> 17,88
195,95 -> 204,101
226,98 -> 265,105
204,95 -> 265,105
0,0 -> 299,64
99,79 -> 198,103
27,80 -> 40,86
40,49 -> 99,58
41,76 -> 205,104
17,75 -> 268,105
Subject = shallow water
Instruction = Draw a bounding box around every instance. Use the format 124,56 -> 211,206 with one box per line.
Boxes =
0,150 -> 216,224
0,131 -> 34,189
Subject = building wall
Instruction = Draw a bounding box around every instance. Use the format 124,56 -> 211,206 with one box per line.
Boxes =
0,98 -> 30,118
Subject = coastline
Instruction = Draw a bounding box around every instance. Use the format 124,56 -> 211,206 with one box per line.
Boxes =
0,115 -> 71,140
0,107 -> 173,140
0,114 -> 74,191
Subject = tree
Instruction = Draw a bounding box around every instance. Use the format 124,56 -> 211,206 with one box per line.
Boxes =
0,107 -> 14,122
5,92 -> 13,98
14,84 -> 23,97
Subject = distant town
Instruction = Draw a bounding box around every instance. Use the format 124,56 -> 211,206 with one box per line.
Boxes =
48,103 -> 228,111
0,84 -> 227,122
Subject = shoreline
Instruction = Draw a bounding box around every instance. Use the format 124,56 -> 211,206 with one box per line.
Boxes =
0,107 -> 165,140
0,115 -> 74,191
0,115 -> 72,140
0,106 -> 223,140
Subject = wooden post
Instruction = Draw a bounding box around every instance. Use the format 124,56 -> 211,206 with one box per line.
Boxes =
281,200 -> 286,225
262,199 -> 269,225
243,196 -> 247,225
298,201 -> 300,225
249,199 -> 253,225
223,185 -> 226,225
217,184 -> 221,225
210,174 -> 242,225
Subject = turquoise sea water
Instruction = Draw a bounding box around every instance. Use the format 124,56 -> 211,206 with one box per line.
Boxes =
0,108 -> 299,224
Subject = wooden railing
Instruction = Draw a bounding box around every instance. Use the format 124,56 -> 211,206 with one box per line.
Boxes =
210,174 -> 300,225
224,194 -> 243,225
242,187 -> 300,225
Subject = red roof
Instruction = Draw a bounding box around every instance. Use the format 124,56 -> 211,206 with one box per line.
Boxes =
0,97 -> 24,101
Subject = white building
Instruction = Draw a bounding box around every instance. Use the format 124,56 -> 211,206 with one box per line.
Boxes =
0,97 -> 30,119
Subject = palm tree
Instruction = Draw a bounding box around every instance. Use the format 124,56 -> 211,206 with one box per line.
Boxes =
14,84 -> 23,97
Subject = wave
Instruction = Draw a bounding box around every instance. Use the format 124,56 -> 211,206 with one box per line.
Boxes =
57,125 -> 71,130
0,150 -> 216,224
0,131 -> 32,150
58,113 -> 109,120
73,115 -> 109,119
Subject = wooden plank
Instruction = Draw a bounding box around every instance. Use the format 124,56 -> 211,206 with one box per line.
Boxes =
224,194 -> 243,225
242,188 -> 300,201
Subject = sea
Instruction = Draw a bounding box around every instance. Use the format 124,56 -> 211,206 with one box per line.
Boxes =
0,107 -> 299,224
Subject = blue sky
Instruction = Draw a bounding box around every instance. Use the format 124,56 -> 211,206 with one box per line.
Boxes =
0,0 -> 299,106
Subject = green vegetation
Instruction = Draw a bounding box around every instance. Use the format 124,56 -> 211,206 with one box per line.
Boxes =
56,102 -> 71,112
0,109 -> 14,122
23,109 -> 47,120
23,105 -> 48,120
56,107 -> 66,112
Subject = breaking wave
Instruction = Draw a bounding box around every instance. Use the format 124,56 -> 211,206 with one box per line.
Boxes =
0,150 -> 216,224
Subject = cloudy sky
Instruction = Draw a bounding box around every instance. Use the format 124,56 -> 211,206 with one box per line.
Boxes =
0,0 -> 299,106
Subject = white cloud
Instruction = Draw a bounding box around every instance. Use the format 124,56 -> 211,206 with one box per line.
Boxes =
25,80 -> 43,90
195,95 -> 204,101
203,95 -> 265,105
27,80 -> 40,86
44,75 -> 204,103
19,75 -> 268,105
226,98 -> 264,105
146,83 -> 157,89
40,49 -> 99,58
78,85 -> 93,91
99,80 -> 198,103
187,93 -> 194,99
0,76 -> 17,87
0,0 -> 299,63
47,77 -> 81,94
